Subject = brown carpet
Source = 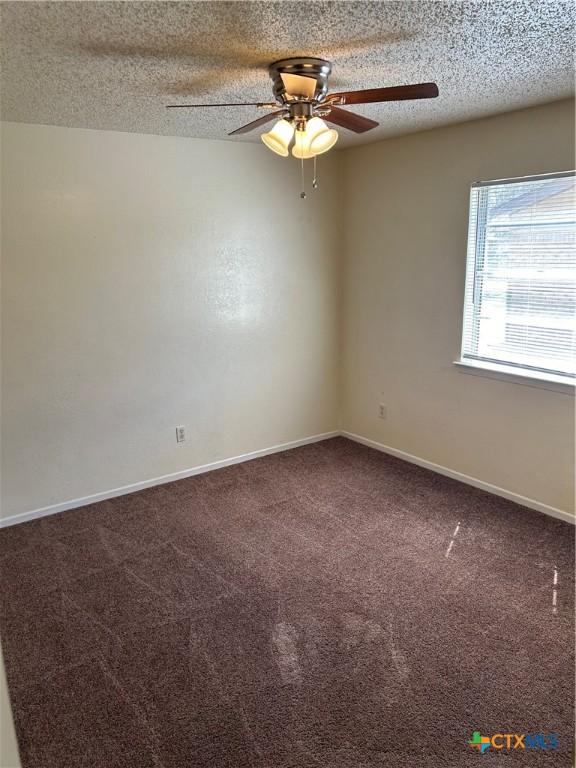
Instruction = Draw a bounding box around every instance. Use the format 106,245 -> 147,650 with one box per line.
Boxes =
0,437 -> 574,767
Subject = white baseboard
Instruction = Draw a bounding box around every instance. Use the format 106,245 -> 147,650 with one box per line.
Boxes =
342,431 -> 575,525
0,431 -> 339,529
2,428 -> 573,529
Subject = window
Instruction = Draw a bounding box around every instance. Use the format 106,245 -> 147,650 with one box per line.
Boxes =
459,171 -> 576,386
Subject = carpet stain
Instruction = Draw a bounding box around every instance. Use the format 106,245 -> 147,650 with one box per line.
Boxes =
272,621 -> 303,685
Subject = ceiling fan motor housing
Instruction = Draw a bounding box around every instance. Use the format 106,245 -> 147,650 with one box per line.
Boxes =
269,57 -> 332,105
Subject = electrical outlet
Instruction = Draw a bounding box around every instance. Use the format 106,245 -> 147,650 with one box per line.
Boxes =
176,426 -> 186,443
378,404 -> 387,420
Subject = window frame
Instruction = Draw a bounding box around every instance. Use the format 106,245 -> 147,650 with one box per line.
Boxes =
455,170 -> 576,394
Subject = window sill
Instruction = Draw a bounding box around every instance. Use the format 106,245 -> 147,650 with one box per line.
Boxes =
453,359 -> 575,395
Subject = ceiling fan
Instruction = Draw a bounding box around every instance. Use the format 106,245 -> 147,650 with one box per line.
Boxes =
167,56 -> 439,160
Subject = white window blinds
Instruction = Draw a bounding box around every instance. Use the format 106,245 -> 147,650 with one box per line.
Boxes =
461,171 -> 576,383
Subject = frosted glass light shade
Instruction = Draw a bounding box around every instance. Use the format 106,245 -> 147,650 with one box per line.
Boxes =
307,117 -> 338,155
291,128 -> 316,159
261,119 -> 294,157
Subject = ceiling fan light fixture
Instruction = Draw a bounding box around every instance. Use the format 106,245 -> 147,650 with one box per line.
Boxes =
291,125 -> 316,159
307,117 -> 339,155
261,118 -> 294,157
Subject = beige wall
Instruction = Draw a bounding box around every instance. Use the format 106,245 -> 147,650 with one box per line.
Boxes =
0,643 -> 21,768
0,122 -> 341,518
1,102 -> 574,521
341,99 -> 575,515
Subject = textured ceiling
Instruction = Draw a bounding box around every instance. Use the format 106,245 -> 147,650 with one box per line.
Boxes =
1,1 -> 574,148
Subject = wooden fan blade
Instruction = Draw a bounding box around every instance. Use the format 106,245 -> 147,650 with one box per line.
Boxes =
228,110 -> 284,136
167,102 -> 276,108
330,82 -> 439,105
325,106 -> 378,133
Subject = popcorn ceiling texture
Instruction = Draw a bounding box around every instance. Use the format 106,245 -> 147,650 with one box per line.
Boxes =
1,1 -> 574,147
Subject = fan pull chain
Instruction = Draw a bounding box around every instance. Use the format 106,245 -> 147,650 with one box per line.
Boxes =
300,157 -> 306,199
312,156 -> 318,189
